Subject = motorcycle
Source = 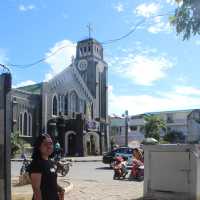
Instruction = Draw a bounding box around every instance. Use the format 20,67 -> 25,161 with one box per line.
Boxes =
129,159 -> 144,181
113,157 -> 128,180
20,158 -> 30,175
53,158 -> 72,176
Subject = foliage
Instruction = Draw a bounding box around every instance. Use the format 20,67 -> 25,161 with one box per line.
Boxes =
11,132 -> 25,158
163,130 -> 185,143
143,115 -> 166,141
170,0 -> 200,40
159,139 -> 169,144
110,137 -> 118,150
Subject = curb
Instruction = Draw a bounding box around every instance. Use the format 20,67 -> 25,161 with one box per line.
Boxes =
11,158 -> 102,162
70,159 -> 101,162
63,180 -> 74,194
11,180 -> 74,199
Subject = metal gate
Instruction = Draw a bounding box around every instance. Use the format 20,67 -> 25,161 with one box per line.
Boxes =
149,151 -> 190,194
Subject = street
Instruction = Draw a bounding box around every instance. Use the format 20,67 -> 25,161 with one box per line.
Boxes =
12,161 -> 143,200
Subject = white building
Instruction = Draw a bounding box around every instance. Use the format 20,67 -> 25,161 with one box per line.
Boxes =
187,109 -> 200,143
109,114 -> 145,147
109,109 -> 193,146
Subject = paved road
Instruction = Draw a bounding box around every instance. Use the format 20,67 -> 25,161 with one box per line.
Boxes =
12,161 -> 143,200
62,162 -> 143,200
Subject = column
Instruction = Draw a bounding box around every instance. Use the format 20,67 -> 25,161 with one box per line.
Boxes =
0,73 -> 12,200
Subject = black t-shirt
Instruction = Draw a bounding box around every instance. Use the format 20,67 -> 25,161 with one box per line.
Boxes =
28,159 -> 59,200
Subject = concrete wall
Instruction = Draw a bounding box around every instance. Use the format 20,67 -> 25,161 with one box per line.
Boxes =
144,144 -> 200,200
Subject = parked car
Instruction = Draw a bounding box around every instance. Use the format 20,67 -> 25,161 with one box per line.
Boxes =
103,147 -> 134,168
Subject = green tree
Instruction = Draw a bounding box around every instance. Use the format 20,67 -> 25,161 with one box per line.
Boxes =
163,130 -> 185,143
170,0 -> 200,40
11,132 -> 25,158
143,115 -> 166,141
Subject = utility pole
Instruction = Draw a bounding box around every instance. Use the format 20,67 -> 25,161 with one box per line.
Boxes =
125,110 -> 128,147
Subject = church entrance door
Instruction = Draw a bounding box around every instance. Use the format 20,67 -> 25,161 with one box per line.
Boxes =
84,132 -> 100,155
90,135 -> 96,155
68,133 -> 76,156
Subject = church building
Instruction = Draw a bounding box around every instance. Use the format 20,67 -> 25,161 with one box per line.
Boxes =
11,38 -> 109,156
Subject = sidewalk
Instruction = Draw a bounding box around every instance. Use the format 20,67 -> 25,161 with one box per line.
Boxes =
11,156 -> 102,162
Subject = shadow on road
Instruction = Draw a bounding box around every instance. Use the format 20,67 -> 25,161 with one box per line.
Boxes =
95,167 -> 112,170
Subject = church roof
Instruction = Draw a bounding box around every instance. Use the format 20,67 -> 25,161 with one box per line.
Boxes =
17,82 -> 42,94
77,38 -> 101,46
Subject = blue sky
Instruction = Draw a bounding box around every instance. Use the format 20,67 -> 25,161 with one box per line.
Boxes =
1,0 -> 200,115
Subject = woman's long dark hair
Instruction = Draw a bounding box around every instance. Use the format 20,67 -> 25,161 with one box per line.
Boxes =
31,134 -> 51,161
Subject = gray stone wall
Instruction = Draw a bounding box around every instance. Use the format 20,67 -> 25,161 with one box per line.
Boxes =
42,66 -> 92,131
11,89 -> 41,144
0,73 -> 11,200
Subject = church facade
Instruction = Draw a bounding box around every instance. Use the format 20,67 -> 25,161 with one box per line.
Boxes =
11,38 -> 109,156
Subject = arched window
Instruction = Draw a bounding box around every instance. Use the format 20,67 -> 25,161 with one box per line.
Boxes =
28,114 -> 32,136
23,112 -> 28,136
91,103 -> 94,119
65,93 -> 68,115
84,101 -> 86,115
70,91 -> 78,113
19,113 -> 23,135
53,95 -> 58,115
61,95 -> 65,114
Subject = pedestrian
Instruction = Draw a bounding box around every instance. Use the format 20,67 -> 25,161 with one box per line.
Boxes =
28,134 -> 65,200
54,140 -> 61,160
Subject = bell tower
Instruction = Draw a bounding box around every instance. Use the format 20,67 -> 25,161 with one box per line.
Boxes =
74,36 -> 109,152
74,38 -> 108,122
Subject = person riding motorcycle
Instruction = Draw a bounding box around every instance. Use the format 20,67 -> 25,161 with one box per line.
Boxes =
54,141 -> 61,158
131,148 -> 144,179
113,156 -> 128,179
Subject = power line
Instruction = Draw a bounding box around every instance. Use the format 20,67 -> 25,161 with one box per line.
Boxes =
0,64 -> 10,73
5,11 -> 174,69
101,11 -> 174,45
7,44 -> 76,68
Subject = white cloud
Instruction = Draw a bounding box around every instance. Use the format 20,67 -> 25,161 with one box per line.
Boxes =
134,3 -> 172,34
13,80 -> 36,88
195,40 -> 200,46
166,0 -> 176,5
147,17 -> 171,34
114,2 -> 124,13
166,0 -> 183,6
113,53 -> 173,86
44,40 -> 76,81
174,86 -> 200,96
19,4 -> 36,12
109,85 -> 200,115
135,3 -> 160,18
0,49 -> 8,64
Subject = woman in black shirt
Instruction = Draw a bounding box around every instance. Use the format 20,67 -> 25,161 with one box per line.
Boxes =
28,134 -> 65,200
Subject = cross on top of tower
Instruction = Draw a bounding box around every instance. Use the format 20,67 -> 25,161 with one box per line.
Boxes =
86,24 -> 93,39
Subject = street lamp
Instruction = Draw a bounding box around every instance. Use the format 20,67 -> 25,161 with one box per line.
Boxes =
125,110 -> 129,147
